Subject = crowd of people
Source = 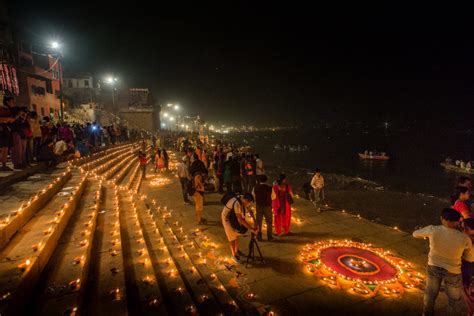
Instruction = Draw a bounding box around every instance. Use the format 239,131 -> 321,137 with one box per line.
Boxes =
166,136 -> 326,264
0,96 -> 141,170
413,176 -> 474,315
162,135 -> 474,314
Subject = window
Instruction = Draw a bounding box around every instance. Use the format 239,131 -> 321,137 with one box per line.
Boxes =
49,107 -> 54,114
45,80 -> 52,94
31,85 -> 46,95
68,80 -> 73,88
84,80 -> 89,87
40,107 -> 45,116
55,90 -> 61,99
32,104 -> 37,112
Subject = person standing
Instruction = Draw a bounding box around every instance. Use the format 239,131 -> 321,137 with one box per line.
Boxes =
253,175 -> 274,241
193,170 -> 206,224
451,186 -> 471,219
5,97 -> 28,170
217,153 -> 226,193
271,174 -> 294,236
310,169 -> 325,212
231,155 -> 242,193
255,154 -> 264,176
155,150 -> 165,173
462,218 -> 474,315
413,208 -> 474,316
162,148 -> 169,171
29,112 -> 42,162
138,151 -> 148,180
0,97 -> 14,171
177,156 -> 191,203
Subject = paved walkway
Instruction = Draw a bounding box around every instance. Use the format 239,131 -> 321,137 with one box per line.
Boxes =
141,169 -> 450,315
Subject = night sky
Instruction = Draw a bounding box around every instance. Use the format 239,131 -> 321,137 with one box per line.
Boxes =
8,2 -> 474,126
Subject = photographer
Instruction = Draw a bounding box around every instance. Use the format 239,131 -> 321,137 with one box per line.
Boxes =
221,192 -> 257,264
4,96 -> 28,170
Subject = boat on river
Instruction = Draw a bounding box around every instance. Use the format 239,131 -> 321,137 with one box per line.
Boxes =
358,153 -> 390,161
440,162 -> 474,174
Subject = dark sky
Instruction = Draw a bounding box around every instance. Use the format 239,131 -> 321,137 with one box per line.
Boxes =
8,2 -> 474,126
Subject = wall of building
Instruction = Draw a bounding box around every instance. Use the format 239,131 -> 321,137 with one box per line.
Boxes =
16,44 -> 61,118
64,77 -> 93,89
119,109 -> 156,132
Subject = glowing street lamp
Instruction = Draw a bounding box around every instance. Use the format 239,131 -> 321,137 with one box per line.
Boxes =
51,41 -> 60,50
163,112 -> 169,118
103,76 -> 119,110
169,116 -> 175,122
174,104 -> 180,111
49,41 -> 64,120
167,103 -> 173,108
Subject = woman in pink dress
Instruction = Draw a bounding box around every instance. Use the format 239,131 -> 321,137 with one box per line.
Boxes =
271,174 -> 294,236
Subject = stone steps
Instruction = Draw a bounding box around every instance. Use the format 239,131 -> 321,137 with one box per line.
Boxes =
28,180 -> 103,315
0,144 -> 134,315
0,174 -> 87,315
147,201 -> 244,316
0,145 -> 255,315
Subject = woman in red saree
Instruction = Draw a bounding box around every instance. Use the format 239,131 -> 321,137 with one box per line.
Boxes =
272,174 -> 294,236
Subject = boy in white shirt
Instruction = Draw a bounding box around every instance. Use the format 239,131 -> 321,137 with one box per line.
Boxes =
413,208 -> 474,315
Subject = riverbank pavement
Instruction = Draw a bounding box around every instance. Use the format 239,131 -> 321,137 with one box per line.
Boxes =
141,169 -> 453,316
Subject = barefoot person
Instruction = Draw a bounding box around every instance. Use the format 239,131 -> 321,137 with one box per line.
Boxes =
193,170 -> 207,224
310,168 -> 325,212
413,208 -> 474,315
221,193 -> 257,263
271,174 -> 294,236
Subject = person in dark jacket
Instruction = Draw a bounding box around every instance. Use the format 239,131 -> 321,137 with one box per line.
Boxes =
253,175 -> 274,241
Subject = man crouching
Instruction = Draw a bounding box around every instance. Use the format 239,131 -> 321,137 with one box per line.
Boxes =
221,193 -> 258,264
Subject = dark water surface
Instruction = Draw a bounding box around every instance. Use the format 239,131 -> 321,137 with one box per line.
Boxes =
224,127 -> 474,198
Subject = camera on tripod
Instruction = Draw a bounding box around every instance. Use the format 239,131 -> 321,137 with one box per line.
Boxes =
246,233 -> 265,267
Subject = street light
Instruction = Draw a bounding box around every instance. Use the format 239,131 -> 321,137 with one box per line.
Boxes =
51,41 -> 60,49
103,76 -> 119,111
163,112 -> 169,118
169,116 -> 175,121
174,104 -> 180,111
49,41 -> 64,120
167,103 -> 173,107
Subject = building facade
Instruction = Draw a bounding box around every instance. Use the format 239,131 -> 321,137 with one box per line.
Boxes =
63,73 -> 99,107
15,41 -> 62,118
0,2 -> 19,100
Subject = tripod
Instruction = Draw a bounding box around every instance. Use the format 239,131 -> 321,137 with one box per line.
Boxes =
246,233 -> 264,267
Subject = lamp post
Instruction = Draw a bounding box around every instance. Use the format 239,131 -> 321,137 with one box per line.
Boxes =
50,41 -> 63,121
104,76 -> 118,112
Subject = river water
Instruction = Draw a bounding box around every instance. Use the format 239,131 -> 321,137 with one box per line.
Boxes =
222,127 -> 474,198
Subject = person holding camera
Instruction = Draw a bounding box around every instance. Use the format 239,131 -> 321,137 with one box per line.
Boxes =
221,192 -> 258,264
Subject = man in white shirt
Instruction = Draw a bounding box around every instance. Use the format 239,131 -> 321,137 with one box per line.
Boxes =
310,169 -> 325,212
413,208 -> 474,315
